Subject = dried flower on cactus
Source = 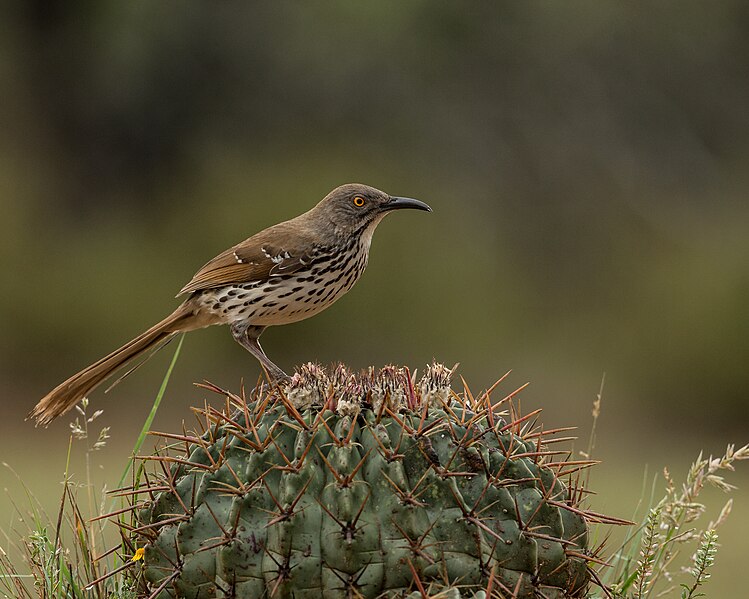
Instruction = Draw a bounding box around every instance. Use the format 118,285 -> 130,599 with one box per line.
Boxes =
418,361 -> 457,407
285,362 -> 328,410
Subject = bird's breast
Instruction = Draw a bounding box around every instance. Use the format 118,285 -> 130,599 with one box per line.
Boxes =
196,243 -> 370,327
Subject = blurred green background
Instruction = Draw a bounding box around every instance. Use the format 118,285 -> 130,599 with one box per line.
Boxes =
1,1 -> 747,595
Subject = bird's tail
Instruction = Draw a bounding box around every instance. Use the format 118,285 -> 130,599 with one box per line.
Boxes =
29,304 -> 196,427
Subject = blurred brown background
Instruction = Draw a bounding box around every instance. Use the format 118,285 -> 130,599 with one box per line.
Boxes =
1,1 -> 747,594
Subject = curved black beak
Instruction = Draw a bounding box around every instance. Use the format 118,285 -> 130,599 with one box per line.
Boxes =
384,196 -> 432,212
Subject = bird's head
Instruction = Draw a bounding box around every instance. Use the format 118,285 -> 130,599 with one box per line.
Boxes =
313,183 -> 431,237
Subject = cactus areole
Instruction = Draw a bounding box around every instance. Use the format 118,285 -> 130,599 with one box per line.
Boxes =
134,364 -> 594,598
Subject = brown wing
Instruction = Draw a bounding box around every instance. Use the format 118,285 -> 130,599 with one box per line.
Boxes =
178,223 -> 322,296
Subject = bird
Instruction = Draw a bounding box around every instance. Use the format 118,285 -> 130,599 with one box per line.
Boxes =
29,183 -> 431,426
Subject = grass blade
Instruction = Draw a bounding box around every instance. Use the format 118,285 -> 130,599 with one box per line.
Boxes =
115,334 -> 185,494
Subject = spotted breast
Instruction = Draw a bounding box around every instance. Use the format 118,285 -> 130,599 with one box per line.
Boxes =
196,235 -> 369,327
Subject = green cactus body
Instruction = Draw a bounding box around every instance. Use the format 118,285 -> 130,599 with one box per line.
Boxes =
134,364 -> 592,598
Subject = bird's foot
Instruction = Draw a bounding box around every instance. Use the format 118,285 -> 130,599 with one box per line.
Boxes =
272,374 -> 292,387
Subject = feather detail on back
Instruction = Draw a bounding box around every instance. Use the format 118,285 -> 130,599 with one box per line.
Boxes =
178,222 -> 324,296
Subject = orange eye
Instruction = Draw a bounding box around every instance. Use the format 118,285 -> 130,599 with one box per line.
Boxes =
353,196 -> 365,207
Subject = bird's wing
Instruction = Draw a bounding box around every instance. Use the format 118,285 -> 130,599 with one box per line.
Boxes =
178,224 -> 322,296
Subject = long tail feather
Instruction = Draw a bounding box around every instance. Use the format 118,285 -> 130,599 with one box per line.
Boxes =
29,305 -> 195,427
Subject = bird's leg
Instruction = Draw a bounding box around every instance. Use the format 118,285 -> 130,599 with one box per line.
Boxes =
230,323 -> 289,383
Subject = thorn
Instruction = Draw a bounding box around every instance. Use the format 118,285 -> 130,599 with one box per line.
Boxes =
521,530 -> 575,546
130,515 -> 190,534
499,408 -> 542,434
502,381 -> 530,404
147,431 -> 202,444
483,563 -> 499,596
547,500 -> 635,525
269,435 -> 294,469
266,476 -> 313,526
553,462 -> 601,477
477,370 -> 513,406
276,386 -> 312,431
512,575 -> 523,599
391,518 -> 439,565
405,558 -> 428,597
106,485 -> 170,498
194,380 -> 233,398
135,455 -> 215,472
350,490 -> 371,529
525,426 -> 577,438
91,544 -> 119,564
315,447 -> 345,486
565,550 -> 610,567
344,415 -> 358,445
549,459 -> 601,468
318,414 -> 346,448
512,494 -> 525,531
340,449 -> 372,487
84,560 -> 137,591
203,501 -> 231,538
383,405 -> 414,435
264,546 -> 295,597
88,503 -> 147,522
209,479 -> 248,497
194,538 -> 233,554
509,450 -> 570,460
587,565 -> 615,599
245,407 -> 270,450
369,428 -> 404,462
380,470 -> 427,507
322,560 -> 370,598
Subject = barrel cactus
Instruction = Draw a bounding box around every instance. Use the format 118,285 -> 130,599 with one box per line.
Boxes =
127,363 -> 607,598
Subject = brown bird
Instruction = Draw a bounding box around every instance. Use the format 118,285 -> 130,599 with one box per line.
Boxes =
30,183 -> 431,426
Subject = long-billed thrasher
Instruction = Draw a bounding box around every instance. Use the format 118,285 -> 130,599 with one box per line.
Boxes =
30,183 -> 431,426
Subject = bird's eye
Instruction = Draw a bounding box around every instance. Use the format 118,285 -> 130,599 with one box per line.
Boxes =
352,196 -> 366,207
